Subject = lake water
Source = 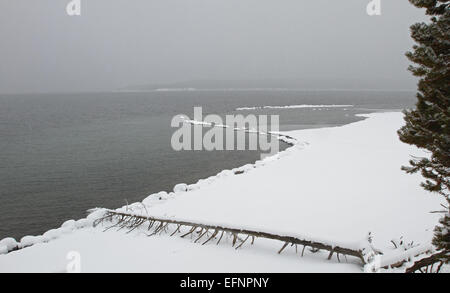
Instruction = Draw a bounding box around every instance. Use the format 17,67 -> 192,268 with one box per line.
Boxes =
0,90 -> 415,240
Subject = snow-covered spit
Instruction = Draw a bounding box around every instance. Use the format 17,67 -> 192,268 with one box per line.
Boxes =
0,112 -> 444,273
236,104 -> 353,111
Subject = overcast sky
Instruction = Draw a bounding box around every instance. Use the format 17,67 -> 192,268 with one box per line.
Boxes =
0,0 -> 427,93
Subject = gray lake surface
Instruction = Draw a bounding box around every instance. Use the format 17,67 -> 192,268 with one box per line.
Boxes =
0,90 -> 415,239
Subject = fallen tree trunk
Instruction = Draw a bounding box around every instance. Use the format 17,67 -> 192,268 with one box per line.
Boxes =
94,210 -> 367,264
405,250 -> 449,273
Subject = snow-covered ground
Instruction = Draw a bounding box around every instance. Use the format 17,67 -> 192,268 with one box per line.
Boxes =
0,112 -> 444,273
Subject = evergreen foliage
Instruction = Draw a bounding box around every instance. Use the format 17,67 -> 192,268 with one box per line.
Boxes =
399,0 -> 449,256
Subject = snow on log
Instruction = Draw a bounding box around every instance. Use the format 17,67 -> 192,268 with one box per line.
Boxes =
94,210 -> 372,265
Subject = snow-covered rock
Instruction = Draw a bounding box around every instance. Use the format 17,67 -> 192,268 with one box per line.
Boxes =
75,218 -> 91,229
20,236 -> 45,249
216,169 -> 234,178
0,238 -> 18,253
173,183 -> 188,193
61,220 -> 77,231
156,191 -> 169,200
42,229 -> 61,241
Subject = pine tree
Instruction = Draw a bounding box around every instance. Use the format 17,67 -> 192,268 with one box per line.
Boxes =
398,0 -> 449,255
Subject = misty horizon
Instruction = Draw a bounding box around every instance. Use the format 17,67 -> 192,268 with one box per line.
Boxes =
0,1 -> 427,94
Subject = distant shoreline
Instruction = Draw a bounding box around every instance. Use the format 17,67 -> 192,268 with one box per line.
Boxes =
115,88 -> 416,93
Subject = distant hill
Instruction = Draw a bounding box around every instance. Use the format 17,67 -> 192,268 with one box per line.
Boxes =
119,78 -> 416,92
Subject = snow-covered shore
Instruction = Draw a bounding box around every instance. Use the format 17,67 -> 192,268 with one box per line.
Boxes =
0,112 -> 444,273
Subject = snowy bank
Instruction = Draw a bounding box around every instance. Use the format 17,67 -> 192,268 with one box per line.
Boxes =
0,112 -> 444,273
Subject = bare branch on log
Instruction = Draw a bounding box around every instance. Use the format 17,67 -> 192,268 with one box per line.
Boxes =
327,250 -> 334,260
170,224 -> 182,236
235,235 -> 250,249
180,226 -> 196,238
202,229 -> 218,245
278,242 -> 289,254
194,229 -> 209,243
232,233 -> 237,247
217,231 -> 224,245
